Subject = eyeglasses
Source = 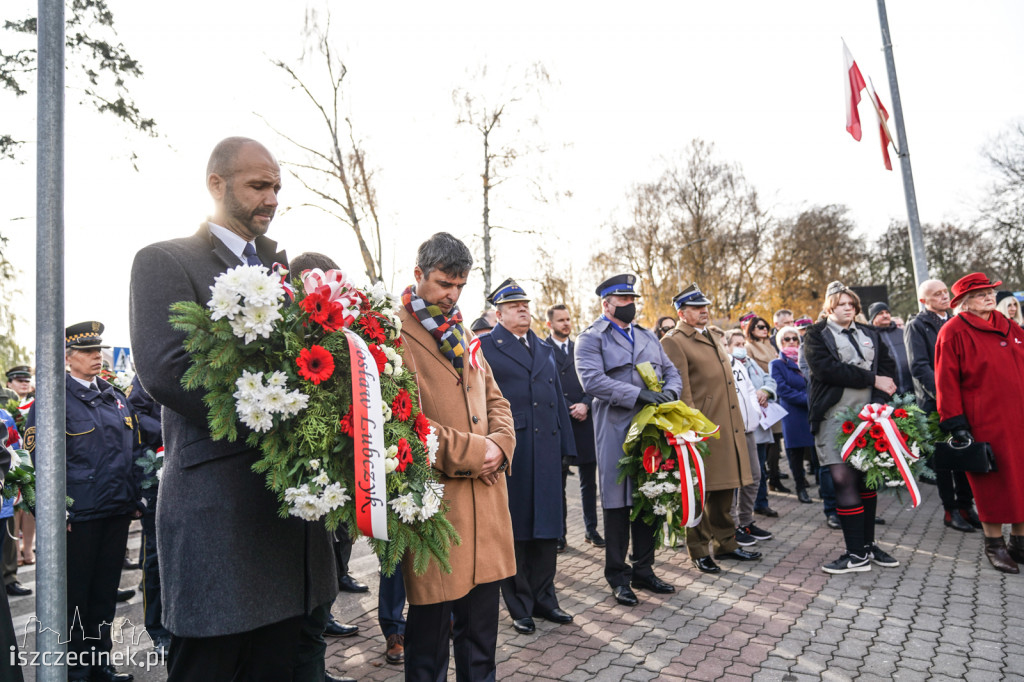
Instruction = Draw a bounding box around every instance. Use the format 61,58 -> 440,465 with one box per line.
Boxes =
660,326 -> 675,333
781,336 -> 799,342
754,324 -> 768,330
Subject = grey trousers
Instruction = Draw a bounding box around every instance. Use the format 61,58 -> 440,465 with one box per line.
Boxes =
732,431 -> 762,527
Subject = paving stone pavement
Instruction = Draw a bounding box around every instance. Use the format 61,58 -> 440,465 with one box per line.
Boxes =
327,477 -> 1024,681
7,475 -> 1024,680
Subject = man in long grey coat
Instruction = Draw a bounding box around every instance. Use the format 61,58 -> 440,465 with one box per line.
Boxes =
575,274 -> 682,607
129,137 -> 337,681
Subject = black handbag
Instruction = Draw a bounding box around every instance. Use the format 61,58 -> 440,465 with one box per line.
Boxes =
932,437 -> 997,473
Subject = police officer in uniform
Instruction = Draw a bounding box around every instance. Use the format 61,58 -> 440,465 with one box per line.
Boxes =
574,274 -> 682,606
479,279 -> 577,633
26,322 -> 141,682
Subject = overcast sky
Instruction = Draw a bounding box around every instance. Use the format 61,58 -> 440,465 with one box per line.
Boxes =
2,0 -> 1022,354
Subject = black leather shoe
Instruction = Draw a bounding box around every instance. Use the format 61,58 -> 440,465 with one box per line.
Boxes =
961,508 -> 983,529
826,514 -> 841,529
612,585 -> 638,606
512,617 -> 536,634
695,556 -> 720,574
768,481 -> 791,494
754,506 -> 779,518
90,665 -> 134,681
718,548 -> 762,561
325,674 -> 357,682
536,608 -> 573,624
944,510 -> 974,533
116,588 -> 135,603
797,489 -> 813,504
5,582 -> 31,597
123,557 -> 140,570
585,531 -> 606,547
631,575 -> 675,594
338,573 -> 369,593
556,537 -> 566,553
778,471 -> 790,479
324,615 -> 359,637
874,517 -> 886,525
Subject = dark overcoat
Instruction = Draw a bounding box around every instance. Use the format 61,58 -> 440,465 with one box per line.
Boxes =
480,325 -> 576,540
575,317 -> 682,509
803,320 -> 896,434
769,356 -> 814,449
936,311 -> 1024,522
26,375 -> 141,523
903,310 -> 947,413
128,224 -> 337,638
545,336 -> 596,465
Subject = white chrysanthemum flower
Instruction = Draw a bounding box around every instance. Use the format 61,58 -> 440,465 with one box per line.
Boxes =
240,303 -> 282,339
638,481 -> 661,499
886,479 -> 905,487
290,496 -> 323,521
262,385 -> 289,413
235,370 -> 264,397
390,493 -> 420,524
652,503 -> 670,516
313,471 -> 330,486
384,457 -> 399,474
418,483 -> 443,521
673,471 -> 682,480
657,471 -> 668,480
392,365 -> 405,379
266,371 -> 288,388
284,486 -> 304,504
229,316 -> 257,343
425,426 -> 439,465
241,408 -> 273,432
208,286 -> 242,320
321,482 -> 350,510
382,404 -> 393,420
386,445 -> 398,459
243,273 -> 284,307
309,459 -> 321,470
282,391 -> 309,416
383,363 -> 394,376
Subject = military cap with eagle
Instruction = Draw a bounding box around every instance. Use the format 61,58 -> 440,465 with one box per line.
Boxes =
65,321 -> 111,350
672,283 -> 712,309
594,273 -> 641,298
487,278 -> 531,306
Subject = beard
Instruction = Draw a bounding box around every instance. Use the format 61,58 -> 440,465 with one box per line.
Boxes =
224,183 -> 273,237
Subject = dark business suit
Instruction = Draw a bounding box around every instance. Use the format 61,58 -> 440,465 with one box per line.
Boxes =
129,224 -> 337,681
480,325 -> 576,621
546,336 -> 600,539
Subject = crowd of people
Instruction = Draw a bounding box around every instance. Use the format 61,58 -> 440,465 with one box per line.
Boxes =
1,135 -> 1022,682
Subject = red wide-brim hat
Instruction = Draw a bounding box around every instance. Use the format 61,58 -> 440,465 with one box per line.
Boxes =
950,272 -> 1002,307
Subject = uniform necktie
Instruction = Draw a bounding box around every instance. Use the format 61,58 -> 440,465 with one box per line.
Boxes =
89,382 -> 98,392
519,337 -> 532,355
702,329 -> 712,343
841,328 -> 865,360
242,242 -> 263,266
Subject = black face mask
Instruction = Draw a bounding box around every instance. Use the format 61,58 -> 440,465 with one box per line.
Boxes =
612,302 -> 636,325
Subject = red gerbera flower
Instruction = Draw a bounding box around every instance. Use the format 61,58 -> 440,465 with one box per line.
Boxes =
413,412 -> 431,446
855,435 -> 869,449
869,423 -> 885,439
874,437 -> 889,453
296,344 -> 335,384
339,406 -> 354,436
395,438 -> 413,473
661,458 -> 676,471
321,303 -> 352,332
842,421 -> 856,434
366,344 -> 387,374
358,314 -> 387,344
300,290 -> 331,324
392,389 -> 412,422
393,336 -> 404,348
893,408 -> 908,418
356,290 -> 372,313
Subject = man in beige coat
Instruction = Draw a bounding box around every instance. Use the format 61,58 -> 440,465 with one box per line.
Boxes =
398,232 -> 516,682
660,284 -> 761,574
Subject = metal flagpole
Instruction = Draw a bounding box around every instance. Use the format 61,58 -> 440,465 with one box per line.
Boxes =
876,0 -> 930,293
36,0 -> 68,678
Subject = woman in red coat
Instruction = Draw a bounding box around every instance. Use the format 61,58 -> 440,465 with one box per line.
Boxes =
936,273 -> 1024,574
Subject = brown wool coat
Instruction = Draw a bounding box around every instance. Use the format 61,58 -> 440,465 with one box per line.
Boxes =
660,322 -> 753,491
398,306 -> 517,605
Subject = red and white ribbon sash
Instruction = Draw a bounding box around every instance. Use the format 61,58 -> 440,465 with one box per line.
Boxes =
467,336 -> 482,370
666,430 -> 709,528
343,329 -> 389,540
840,403 -> 922,508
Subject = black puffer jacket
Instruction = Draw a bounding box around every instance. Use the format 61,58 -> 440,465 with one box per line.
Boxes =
803,320 -> 897,434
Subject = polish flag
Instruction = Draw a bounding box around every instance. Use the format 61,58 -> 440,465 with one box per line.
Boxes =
868,78 -> 894,171
843,40 -> 867,141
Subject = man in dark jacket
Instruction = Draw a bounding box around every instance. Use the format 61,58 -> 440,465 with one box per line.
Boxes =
545,304 -> 603,551
867,302 -> 913,395
480,279 -> 577,634
903,279 -> 978,532
129,138 -> 337,681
